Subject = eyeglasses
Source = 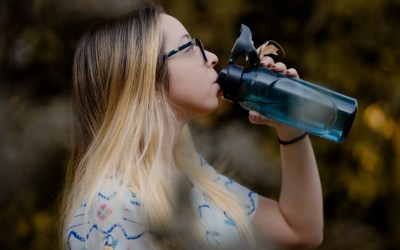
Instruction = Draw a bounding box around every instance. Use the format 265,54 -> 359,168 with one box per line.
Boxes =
163,37 -> 208,62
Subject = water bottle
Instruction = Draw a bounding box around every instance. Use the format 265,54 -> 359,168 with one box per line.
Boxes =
217,24 -> 357,143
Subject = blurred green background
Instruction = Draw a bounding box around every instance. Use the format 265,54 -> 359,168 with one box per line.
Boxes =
1,0 -> 399,249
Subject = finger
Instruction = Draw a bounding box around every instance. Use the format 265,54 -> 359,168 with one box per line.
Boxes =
249,110 -> 273,125
270,62 -> 287,72
285,68 -> 299,79
259,56 -> 275,67
249,110 -> 262,124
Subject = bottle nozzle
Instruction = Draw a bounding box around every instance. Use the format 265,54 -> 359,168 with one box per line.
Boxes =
228,24 -> 260,65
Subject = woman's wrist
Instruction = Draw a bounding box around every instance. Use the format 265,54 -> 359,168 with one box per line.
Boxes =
276,126 -> 308,145
278,132 -> 308,145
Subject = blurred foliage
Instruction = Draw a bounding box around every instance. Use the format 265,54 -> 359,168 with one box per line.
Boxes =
1,0 -> 400,249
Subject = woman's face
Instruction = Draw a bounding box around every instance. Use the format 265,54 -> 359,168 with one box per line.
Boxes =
161,14 -> 220,122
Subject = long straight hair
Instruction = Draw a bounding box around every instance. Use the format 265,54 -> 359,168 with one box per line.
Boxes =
60,3 -> 254,249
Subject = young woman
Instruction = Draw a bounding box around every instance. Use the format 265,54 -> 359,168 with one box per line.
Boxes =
61,3 -> 323,249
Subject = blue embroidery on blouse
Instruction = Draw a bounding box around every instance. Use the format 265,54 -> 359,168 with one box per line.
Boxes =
67,223 -> 85,231
223,211 -> 236,227
67,230 -> 86,242
67,223 -> 145,243
224,177 -> 234,187
87,224 -> 99,238
129,200 -> 141,206
98,192 -> 117,200
123,218 -> 143,226
104,234 -> 118,248
198,155 -> 208,167
197,204 -> 211,218
246,191 -> 256,215
206,230 -> 222,247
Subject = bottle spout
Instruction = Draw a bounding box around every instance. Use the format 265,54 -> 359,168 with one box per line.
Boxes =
228,24 -> 260,65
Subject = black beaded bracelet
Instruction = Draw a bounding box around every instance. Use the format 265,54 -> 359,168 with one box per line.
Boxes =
278,132 -> 308,145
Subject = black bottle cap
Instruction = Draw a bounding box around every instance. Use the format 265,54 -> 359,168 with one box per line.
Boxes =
217,64 -> 244,103
228,24 -> 260,66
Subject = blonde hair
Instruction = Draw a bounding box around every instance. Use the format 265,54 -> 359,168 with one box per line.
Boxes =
60,3 -> 254,249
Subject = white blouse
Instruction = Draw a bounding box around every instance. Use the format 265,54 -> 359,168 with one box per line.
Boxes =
66,156 -> 259,249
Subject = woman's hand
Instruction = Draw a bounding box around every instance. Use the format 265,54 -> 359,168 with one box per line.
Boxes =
248,56 -> 305,141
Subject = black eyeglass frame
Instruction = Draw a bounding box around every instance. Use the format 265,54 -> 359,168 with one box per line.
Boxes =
163,37 -> 208,62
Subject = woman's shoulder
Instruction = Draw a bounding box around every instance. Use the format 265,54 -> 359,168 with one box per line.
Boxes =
196,154 -> 249,191
197,154 -> 258,218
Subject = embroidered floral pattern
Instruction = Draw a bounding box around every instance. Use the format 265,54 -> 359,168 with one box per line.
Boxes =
97,204 -> 112,221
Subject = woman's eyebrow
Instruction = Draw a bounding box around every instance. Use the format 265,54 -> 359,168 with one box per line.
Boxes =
176,34 -> 191,45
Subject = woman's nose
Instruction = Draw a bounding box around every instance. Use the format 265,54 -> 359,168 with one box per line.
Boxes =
206,50 -> 218,67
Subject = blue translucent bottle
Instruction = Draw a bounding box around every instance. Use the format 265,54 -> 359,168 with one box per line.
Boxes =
217,24 -> 357,143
